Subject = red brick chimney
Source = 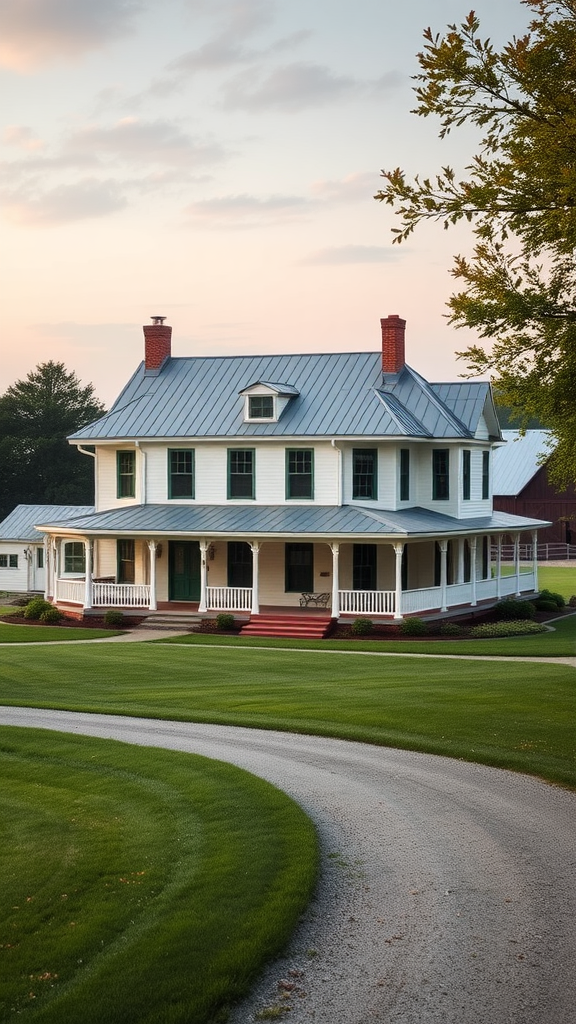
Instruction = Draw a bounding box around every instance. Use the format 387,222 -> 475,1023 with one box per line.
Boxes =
143,316 -> 172,371
381,314 -> 406,374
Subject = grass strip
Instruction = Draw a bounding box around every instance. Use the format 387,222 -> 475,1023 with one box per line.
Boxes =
0,727 -> 317,1024
1,644 -> 574,788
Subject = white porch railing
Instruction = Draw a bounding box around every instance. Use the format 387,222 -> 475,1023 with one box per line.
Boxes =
206,586 -> 253,611
339,590 -> 396,615
93,582 -> 151,607
54,578 -> 85,605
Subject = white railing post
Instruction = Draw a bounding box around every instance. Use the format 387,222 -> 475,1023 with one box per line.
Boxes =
83,539 -> 92,610
148,540 -> 158,611
394,542 -> 404,619
496,533 -> 502,600
250,542 -> 260,615
514,534 -> 521,597
198,540 -> 208,613
439,539 -> 448,612
330,542 -> 340,619
470,537 -> 477,606
532,530 -> 539,593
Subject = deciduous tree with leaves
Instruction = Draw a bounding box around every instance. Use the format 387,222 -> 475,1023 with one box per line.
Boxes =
376,0 -> 576,486
0,361 -> 105,520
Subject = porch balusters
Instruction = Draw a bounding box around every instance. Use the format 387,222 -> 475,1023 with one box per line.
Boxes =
148,541 -> 158,611
470,537 -> 477,606
198,540 -> 209,613
330,542 -> 340,618
250,542 -> 260,615
496,533 -> 503,599
532,530 -> 539,593
393,542 -> 404,619
83,538 -> 93,610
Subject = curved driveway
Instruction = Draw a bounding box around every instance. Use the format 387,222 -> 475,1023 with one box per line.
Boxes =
1,706 -> 574,1024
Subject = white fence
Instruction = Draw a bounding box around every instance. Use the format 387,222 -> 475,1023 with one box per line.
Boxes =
206,587 -> 253,611
494,543 -> 576,562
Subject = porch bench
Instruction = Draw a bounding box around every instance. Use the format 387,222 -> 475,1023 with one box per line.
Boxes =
299,592 -> 330,608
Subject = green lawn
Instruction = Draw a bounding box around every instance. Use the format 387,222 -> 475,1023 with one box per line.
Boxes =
537,564 -> 576,598
1,642 -> 574,788
0,727 -> 317,1024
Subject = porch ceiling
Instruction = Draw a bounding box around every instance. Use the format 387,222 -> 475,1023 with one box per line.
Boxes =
34,503 -> 551,540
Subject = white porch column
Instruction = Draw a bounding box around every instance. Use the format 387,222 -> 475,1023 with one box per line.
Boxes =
148,541 -> 158,611
330,542 -> 340,619
514,533 -> 521,597
439,539 -> 448,612
198,540 -> 209,613
470,536 -> 478,606
83,538 -> 93,610
43,539 -> 50,600
393,542 -> 404,620
250,541 -> 260,615
496,533 -> 503,600
457,537 -> 465,585
532,530 -> 539,593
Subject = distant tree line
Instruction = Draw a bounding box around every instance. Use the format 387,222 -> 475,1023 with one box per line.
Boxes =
0,362 -> 105,522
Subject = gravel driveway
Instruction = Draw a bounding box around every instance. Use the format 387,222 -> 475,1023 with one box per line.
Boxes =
1,706 -> 574,1024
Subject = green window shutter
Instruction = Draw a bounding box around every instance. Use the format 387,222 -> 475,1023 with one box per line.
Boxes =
432,449 -> 449,500
482,451 -> 490,499
400,448 -> 410,501
463,450 -> 471,500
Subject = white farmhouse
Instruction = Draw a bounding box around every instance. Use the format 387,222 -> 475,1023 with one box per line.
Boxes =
34,315 -> 549,633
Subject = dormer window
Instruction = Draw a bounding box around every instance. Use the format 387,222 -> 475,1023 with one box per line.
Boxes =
248,395 -> 274,420
240,380 -> 299,423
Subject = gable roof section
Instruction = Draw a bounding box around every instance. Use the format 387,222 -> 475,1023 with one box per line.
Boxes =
492,430 -> 555,496
69,352 -> 494,443
0,504 -> 95,541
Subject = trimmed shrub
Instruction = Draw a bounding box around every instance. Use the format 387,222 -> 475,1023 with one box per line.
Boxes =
39,607 -> 64,624
216,613 -> 235,631
537,589 -> 565,609
438,621 -> 464,637
23,597 -> 53,620
569,595 -> 576,608
104,609 -> 124,627
534,598 -> 561,613
469,620 -> 547,638
351,617 -> 373,636
493,599 -> 536,621
399,616 -> 428,636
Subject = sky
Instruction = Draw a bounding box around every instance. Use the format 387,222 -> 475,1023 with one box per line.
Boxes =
0,0 -> 529,409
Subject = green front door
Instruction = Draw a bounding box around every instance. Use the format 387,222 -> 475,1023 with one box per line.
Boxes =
169,541 -> 200,601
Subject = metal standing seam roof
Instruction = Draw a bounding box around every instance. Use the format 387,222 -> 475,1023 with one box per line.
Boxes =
492,430 -> 555,496
69,353 -> 497,443
0,504 -> 95,541
34,503 -> 550,539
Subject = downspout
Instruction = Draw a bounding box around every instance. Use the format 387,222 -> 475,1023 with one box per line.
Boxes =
135,440 -> 146,504
330,439 -> 343,506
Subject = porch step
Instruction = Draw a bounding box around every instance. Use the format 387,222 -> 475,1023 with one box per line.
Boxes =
240,614 -> 333,640
136,613 -> 201,631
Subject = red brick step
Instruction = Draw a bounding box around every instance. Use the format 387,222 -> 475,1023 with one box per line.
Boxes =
240,614 -> 333,639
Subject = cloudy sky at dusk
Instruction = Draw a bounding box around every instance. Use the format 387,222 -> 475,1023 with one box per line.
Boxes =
1,0 -> 527,407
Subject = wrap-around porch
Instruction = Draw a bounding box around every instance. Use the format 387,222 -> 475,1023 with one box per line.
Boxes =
47,530 -> 540,620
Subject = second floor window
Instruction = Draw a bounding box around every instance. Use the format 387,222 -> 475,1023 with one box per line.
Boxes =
117,450 -> 135,498
228,449 -> 255,498
168,449 -> 194,499
400,448 -> 410,501
286,449 -> 313,499
432,449 -> 450,500
462,450 -> 471,500
352,449 -> 377,500
482,450 -> 490,499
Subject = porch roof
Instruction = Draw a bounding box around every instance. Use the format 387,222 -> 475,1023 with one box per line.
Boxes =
35,503 -> 550,540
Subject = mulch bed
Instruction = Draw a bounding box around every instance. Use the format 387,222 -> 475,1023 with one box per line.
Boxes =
0,612 -> 145,630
